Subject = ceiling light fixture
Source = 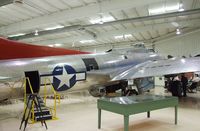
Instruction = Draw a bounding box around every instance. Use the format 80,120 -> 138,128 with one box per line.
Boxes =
176,28 -> 181,35
149,2 -> 184,15
8,33 -> 25,37
124,34 -> 132,38
48,44 -> 54,47
79,40 -> 95,43
171,22 -> 179,27
89,16 -> 114,24
114,35 -> 123,39
34,30 -> 38,36
54,43 -> 62,47
178,2 -> 184,11
114,34 -> 132,39
44,25 -> 64,31
99,19 -> 104,24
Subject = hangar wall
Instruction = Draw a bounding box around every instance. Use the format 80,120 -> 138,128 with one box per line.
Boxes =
79,30 -> 200,56
154,30 -> 200,57
79,42 -> 152,53
79,43 -> 133,53
79,45 -> 112,53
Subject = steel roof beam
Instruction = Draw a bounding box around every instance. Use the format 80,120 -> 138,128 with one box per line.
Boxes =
8,8 -> 200,40
1,0 -> 172,35
0,0 -> 13,7
27,19 -> 200,47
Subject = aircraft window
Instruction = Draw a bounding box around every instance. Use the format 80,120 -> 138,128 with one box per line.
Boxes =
89,64 -> 94,70
82,58 -> 99,71
148,49 -> 155,52
133,44 -> 145,48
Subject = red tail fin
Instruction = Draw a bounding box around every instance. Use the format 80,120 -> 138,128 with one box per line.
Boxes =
0,38 -> 89,60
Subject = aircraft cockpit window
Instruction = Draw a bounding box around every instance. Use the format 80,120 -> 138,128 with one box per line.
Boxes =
82,58 -> 99,71
148,49 -> 155,52
133,43 -> 145,49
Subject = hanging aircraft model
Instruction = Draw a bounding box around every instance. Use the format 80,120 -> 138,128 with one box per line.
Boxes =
1,37 -> 200,101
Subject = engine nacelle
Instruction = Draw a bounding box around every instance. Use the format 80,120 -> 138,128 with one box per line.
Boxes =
88,85 -> 106,97
88,81 -> 127,97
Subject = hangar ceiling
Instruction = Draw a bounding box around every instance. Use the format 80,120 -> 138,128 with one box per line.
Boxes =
0,0 -> 200,49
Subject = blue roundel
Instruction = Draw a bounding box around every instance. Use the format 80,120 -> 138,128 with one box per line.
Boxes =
52,65 -> 77,91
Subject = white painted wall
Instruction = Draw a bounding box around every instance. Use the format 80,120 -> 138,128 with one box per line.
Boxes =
78,29 -> 200,57
154,30 -> 200,57
154,77 -> 165,87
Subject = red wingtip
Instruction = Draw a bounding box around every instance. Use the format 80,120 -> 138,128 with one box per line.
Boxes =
0,38 -> 90,60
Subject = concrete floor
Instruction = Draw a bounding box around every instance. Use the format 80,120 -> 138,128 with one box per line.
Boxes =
1,88 -> 200,131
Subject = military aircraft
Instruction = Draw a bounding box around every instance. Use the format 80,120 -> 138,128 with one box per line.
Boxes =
1,38 -> 200,101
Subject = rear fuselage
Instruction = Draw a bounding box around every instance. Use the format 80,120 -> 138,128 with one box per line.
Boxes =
0,48 -> 161,100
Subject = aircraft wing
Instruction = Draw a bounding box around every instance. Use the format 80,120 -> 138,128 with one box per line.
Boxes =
88,65 -> 133,76
111,57 -> 200,81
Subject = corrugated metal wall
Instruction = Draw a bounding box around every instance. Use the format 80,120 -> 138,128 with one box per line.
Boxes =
155,30 -> 200,57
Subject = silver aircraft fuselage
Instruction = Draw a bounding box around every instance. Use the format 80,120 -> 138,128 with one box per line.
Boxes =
0,48 -> 161,100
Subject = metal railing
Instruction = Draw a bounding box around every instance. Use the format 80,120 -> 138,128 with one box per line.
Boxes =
43,78 -> 60,120
22,77 -> 60,123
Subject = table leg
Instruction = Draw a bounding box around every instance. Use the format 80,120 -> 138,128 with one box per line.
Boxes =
147,111 -> 150,118
175,106 -> 178,125
98,108 -> 101,129
124,115 -> 129,131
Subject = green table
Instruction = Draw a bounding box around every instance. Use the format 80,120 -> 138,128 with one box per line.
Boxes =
97,95 -> 178,131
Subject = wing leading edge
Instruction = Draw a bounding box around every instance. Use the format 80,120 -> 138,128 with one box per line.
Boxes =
111,57 -> 200,81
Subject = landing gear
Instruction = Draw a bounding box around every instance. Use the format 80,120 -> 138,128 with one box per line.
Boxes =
89,80 -> 139,97
89,85 -> 106,97
122,88 -> 139,96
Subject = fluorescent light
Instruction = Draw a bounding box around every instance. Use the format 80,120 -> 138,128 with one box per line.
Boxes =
34,30 -> 38,36
165,5 -> 179,12
1,6 -> 6,8
114,35 -> 123,39
89,16 -> 114,24
181,58 -> 186,63
179,2 -> 184,11
149,3 -> 184,15
171,22 -> 179,27
176,28 -> 181,35
149,7 -> 165,15
48,44 -> 54,47
176,31 -> 181,35
44,25 -> 64,31
114,34 -> 132,39
0,76 -> 10,79
179,8 -> 184,11
139,69 -> 144,73
8,33 -> 25,37
99,20 -> 104,24
79,40 -> 95,43
54,43 -> 62,47
124,34 -> 132,38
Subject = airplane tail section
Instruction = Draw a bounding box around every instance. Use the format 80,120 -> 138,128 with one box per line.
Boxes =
0,38 -> 89,60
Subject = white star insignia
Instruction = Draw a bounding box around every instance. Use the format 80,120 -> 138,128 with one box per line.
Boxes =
54,67 -> 75,90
